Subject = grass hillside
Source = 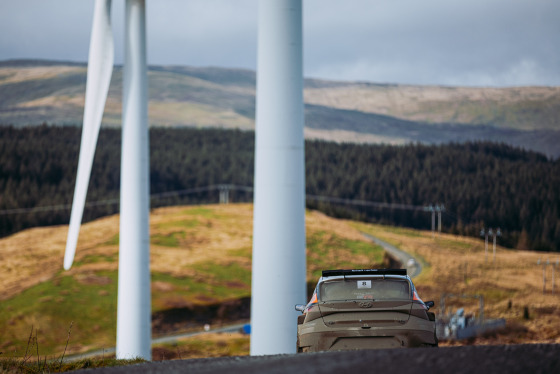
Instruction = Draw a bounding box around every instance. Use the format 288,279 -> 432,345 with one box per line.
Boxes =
1,203 -> 559,361
0,204 -> 386,356
1,60 -> 559,157
353,222 -> 560,345
305,83 -> 560,131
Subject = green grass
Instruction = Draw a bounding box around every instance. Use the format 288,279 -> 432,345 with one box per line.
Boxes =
182,207 -> 216,218
103,234 -> 119,246
197,262 -> 251,298
435,237 -> 477,252
306,231 -> 385,278
197,262 -> 250,285
156,219 -> 200,230
151,261 -> 251,309
378,226 -> 424,238
228,247 -> 252,258
1,261 -> 253,356
0,272 -> 118,356
151,232 -> 186,247
75,254 -> 117,266
151,272 -> 214,297
307,231 -> 330,256
343,238 -> 384,260
151,263 -> 250,292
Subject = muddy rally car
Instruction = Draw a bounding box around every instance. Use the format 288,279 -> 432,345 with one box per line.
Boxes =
295,269 -> 438,352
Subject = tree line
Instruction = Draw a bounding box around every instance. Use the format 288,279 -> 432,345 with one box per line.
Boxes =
1,124 -> 558,252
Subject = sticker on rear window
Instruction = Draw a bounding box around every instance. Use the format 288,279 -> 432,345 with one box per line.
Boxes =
357,280 -> 371,289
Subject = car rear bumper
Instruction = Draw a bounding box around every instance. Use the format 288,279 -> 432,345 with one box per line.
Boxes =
297,327 -> 437,352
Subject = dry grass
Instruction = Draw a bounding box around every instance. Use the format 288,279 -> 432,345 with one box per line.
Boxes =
304,128 -> 407,145
149,204 -> 254,276
0,215 -> 121,301
2,203 -> 558,357
304,84 -> 560,130
152,332 -> 249,361
0,66 -> 86,85
0,325 -> 145,373
0,204 -> 384,356
0,204 -> 375,301
352,222 -> 560,345
148,102 -> 254,129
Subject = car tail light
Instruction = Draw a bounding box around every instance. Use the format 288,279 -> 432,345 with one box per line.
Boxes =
304,292 -> 318,313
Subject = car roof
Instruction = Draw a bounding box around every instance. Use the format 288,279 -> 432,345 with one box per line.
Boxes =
318,269 -> 411,285
318,274 -> 411,283
322,269 -> 407,277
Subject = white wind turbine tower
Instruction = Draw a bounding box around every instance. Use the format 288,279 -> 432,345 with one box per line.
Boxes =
251,0 -> 306,355
65,0 -> 305,359
63,0 -> 151,360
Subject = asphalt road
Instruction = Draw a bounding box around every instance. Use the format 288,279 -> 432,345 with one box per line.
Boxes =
75,344 -> 559,374
362,233 -> 423,278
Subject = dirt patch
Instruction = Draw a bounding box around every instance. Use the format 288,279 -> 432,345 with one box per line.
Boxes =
75,273 -> 113,286
225,281 -> 246,289
152,297 -> 251,336
153,281 -> 176,292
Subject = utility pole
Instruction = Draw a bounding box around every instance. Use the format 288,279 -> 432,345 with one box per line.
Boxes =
430,205 -> 436,239
480,228 -> 489,263
537,259 -> 549,294
491,228 -> 501,264
437,205 -> 442,234
552,260 -> 560,295
435,204 -> 445,235
424,204 -> 445,238
219,184 -> 231,204
424,205 -> 435,238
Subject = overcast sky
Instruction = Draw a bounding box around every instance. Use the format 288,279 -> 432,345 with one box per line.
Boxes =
1,0 -> 558,87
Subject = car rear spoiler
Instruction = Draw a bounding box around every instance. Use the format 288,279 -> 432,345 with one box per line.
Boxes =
322,269 -> 407,277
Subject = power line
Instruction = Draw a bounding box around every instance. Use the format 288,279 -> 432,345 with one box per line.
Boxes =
0,198 -> 121,215
306,194 -> 425,211
0,185 -> 432,216
0,187 -> 220,216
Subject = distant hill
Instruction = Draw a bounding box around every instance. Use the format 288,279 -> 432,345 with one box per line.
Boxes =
1,59 -> 559,158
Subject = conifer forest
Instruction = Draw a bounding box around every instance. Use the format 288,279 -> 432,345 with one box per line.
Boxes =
0,125 -> 558,252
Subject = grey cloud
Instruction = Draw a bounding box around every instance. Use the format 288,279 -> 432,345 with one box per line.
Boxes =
0,0 -> 558,86
302,0 -> 560,85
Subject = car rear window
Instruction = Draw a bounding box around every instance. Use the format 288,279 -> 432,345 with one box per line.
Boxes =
319,278 -> 411,301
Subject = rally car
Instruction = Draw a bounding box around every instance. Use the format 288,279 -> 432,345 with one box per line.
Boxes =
295,269 -> 438,352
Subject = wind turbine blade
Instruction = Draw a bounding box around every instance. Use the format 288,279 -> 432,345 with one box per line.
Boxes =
64,0 -> 114,270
